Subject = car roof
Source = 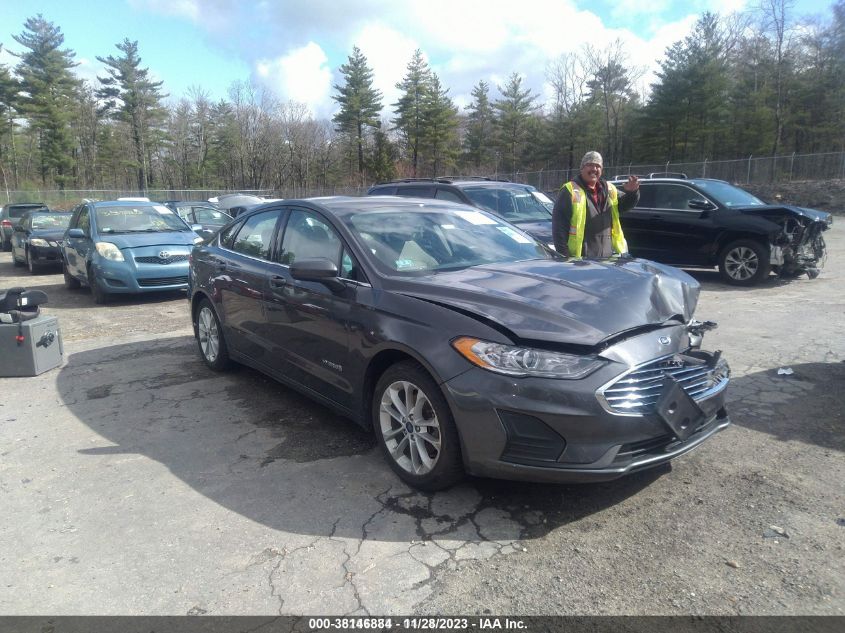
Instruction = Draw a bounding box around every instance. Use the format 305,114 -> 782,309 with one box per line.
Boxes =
374,178 -> 535,190
257,195 -> 473,219
90,200 -> 163,208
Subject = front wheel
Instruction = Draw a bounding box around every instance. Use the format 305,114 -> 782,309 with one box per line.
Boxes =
27,249 -> 39,274
196,299 -> 231,371
88,265 -> 110,304
372,361 -> 463,491
63,260 -> 81,289
718,239 -> 771,286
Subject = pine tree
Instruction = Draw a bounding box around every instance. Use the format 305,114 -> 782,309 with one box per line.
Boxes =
367,124 -> 397,183
0,45 -> 21,188
463,80 -> 494,169
12,14 -> 80,188
331,46 -> 382,184
97,38 -> 167,192
420,74 -> 459,177
493,73 -> 535,174
393,49 -> 433,176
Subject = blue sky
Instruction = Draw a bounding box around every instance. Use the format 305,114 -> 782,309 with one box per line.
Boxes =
0,0 -> 837,119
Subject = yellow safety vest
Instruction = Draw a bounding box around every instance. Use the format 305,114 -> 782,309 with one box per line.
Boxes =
563,180 -> 628,257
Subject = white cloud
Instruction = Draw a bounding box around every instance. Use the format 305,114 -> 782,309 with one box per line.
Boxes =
353,23 -> 419,112
255,42 -> 333,117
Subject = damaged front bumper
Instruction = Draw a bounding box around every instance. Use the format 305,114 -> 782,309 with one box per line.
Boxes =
771,214 -> 831,277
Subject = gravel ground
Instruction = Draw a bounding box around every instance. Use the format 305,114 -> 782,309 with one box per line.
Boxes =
0,223 -> 842,616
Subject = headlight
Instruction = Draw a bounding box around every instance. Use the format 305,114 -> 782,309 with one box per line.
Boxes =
29,238 -> 49,247
452,337 -> 604,379
95,242 -> 125,261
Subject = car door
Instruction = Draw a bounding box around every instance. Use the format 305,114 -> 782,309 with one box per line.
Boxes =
214,209 -> 283,363
11,213 -> 30,261
63,205 -> 94,279
263,206 -> 361,409
622,183 -> 717,265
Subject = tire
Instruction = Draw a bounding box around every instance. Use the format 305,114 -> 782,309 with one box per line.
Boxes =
26,249 -> 39,274
88,265 -> 110,304
63,259 -> 81,289
372,360 -> 464,491
196,299 -> 231,371
718,239 -> 771,286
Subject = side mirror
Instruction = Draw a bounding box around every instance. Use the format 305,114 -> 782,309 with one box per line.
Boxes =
688,199 -> 716,211
290,257 -> 345,293
67,228 -> 86,238
191,224 -> 203,232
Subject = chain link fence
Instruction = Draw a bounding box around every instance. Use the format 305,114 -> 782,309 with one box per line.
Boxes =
500,151 -> 845,193
4,151 -> 844,205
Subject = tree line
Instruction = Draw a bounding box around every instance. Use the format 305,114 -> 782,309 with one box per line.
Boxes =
0,1 -> 842,198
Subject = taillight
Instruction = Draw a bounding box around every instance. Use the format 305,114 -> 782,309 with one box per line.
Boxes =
1,220 -> 12,227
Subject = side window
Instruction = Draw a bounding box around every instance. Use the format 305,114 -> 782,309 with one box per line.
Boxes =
435,188 -> 464,203
340,247 -> 367,283
636,185 -> 656,208
280,209 -> 342,266
77,208 -> 91,235
395,185 -> 435,198
194,208 -> 221,223
369,186 -> 396,195
653,185 -> 698,211
231,211 -> 279,260
219,220 -> 243,248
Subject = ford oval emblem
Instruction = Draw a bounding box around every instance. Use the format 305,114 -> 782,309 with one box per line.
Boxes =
658,336 -> 671,345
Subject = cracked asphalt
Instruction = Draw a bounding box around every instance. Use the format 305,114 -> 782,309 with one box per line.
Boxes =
0,223 -> 842,616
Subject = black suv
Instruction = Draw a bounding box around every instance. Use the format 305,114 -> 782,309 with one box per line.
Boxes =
367,178 -> 554,245
611,176 -> 832,285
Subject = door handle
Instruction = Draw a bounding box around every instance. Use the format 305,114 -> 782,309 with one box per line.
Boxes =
269,276 -> 287,289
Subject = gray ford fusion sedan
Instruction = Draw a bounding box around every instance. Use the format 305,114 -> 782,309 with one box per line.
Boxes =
189,196 -> 730,491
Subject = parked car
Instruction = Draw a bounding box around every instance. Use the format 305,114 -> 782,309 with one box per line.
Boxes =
1,202 -> 50,251
62,200 -> 203,304
610,176 -> 832,285
163,201 -> 233,242
189,196 -> 730,490
11,210 -> 73,273
367,178 -> 555,245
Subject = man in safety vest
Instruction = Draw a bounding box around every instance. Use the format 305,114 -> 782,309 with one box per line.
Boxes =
552,151 -> 640,258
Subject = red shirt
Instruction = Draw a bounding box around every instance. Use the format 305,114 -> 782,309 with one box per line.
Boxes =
585,182 -> 606,210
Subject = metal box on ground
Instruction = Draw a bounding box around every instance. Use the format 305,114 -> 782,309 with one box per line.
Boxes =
0,315 -> 63,377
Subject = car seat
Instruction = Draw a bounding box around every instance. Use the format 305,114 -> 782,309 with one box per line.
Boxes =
0,287 -> 48,324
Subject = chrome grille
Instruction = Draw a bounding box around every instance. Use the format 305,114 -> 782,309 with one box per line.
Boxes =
135,254 -> 189,265
599,354 -> 729,415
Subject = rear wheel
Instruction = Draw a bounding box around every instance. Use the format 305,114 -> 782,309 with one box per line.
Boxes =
63,260 -> 81,289
372,361 -> 463,491
88,265 -> 110,304
718,239 -> 771,286
196,299 -> 231,371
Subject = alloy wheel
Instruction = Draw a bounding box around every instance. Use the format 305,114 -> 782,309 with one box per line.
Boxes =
724,246 -> 759,282
379,380 -> 442,475
197,306 -> 220,363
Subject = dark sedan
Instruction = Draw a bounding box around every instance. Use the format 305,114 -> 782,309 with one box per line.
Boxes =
612,176 -> 832,285
189,197 -> 730,490
11,211 -> 72,273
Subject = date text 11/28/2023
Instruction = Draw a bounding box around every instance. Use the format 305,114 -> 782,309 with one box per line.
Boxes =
307,617 -> 527,630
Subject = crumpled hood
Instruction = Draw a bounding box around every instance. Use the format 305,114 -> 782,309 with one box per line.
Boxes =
736,204 -> 832,225
100,231 -> 197,250
389,257 -> 700,346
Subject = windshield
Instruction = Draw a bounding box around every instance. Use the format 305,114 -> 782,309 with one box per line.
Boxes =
31,213 -> 71,230
94,205 -> 190,233
462,186 -> 552,222
345,207 -> 552,275
694,181 -> 765,207
9,205 -> 47,218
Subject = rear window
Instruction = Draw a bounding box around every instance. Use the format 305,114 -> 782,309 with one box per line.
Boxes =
9,204 -> 48,218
